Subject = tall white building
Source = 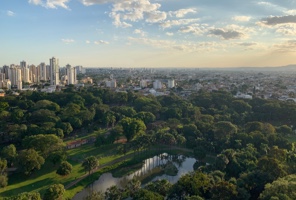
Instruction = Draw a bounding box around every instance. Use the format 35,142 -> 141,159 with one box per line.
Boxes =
153,80 -> 162,89
140,80 -> 148,88
9,66 -> 22,89
66,64 -> 76,85
50,57 -> 59,85
21,67 -> 30,83
168,79 -> 175,88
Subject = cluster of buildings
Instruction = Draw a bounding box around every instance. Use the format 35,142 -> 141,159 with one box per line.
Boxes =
85,67 -> 296,101
0,57 -> 84,90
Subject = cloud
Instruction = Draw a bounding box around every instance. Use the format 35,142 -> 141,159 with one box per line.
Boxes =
109,12 -> 132,28
261,15 -> 296,25
133,29 -> 146,36
160,18 -> 200,29
86,40 -> 91,44
275,24 -> 296,36
232,16 -> 251,22
179,23 -> 209,35
166,32 -> 174,36
169,8 -> 197,18
236,42 -> 257,47
94,40 -> 109,45
146,11 -> 167,23
61,39 -> 75,44
128,37 -> 223,52
109,0 -> 166,27
7,10 -> 15,17
80,0 -> 114,6
273,40 -> 296,53
209,29 -> 244,40
28,0 -> 70,9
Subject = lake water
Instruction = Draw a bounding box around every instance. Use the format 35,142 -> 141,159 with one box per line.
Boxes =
73,153 -> 197,199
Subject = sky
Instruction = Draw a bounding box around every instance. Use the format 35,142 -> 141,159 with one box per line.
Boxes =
1,0 -> 296,68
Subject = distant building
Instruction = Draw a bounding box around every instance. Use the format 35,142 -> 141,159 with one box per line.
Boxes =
140,80 -> 147,88
0,89 -> 5,97
167,79 -> 175,88
106,80 -> 117,88
66,64 -> 77,85
50,57 -> 59,85
39,62 -> 47,81
153,80 -> 162,89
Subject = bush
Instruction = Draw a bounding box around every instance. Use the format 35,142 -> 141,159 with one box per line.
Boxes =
56,161 -> 72,176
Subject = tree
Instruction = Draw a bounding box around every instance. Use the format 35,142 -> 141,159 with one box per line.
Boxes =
82,156 -> 99,175
125,178 -> 141,197
56,161 -> 72,176
0,102 -> 9,112
168,171 -> 211,198
7,192 -> 41,200
17,149 -> 45,175
210,181 -> 238,200
133,189 -> 164,200
48,150 -> 67,165
145,179 -> 172,197
193,147 -> 207,162
43,184 -> 65,200
0,158 -> 7,175
0,174 -> 8,188
105,185 -> 124,200
83,191 -> 104,200
259,174 -> 296,200
214,121 -> 237,142
134,111 -> 156,125
120,117 -> 146,141
22,134 -> 65,158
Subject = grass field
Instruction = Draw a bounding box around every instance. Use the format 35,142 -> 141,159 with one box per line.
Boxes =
0,142 -> 205,199
0,143 -> 123,198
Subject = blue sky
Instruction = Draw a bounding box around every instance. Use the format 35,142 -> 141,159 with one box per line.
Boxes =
1,0 -> 296,68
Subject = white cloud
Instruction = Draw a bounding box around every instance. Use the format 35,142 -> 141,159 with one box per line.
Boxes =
128,37 -> 223,52
179,23 -> 209,36
28,0 -> 70,9
7,10 -> 15,17
166,32 -> 174,36
273,40 -> 296,53
109,12 -> 133,28
146,11 -> 167,23
61,39 -> 75,44
86,40 -> 91,44
169,8 -> 197,18
133,29 -> 146,36
160,18 -> 200,29
94,40 -> 109,45
108,0 -> 167,27
232,16 -> 251,22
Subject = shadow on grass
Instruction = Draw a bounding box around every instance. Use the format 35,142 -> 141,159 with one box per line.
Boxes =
0,177 -> 54,198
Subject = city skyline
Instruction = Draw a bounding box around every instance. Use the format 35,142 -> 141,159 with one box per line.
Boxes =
1,0 -> 296,68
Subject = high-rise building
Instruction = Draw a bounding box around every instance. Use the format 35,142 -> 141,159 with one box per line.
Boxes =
20,61 -> 26,68
2,65 -> 9,79
9,66 -> 22,89
39,63 -> 47,81
153,80 -> 162,89
66,64 -> 76,85
29,65 -> 37,83
50,57 -> 59,85
168,79 -> 175,88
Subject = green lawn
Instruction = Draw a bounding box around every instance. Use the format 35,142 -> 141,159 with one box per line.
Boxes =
0,143 -> 122,198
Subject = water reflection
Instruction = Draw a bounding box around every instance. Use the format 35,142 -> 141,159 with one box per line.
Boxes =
73,153 -> 196,200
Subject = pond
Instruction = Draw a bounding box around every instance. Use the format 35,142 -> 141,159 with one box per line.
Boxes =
73,153 -> 197,199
